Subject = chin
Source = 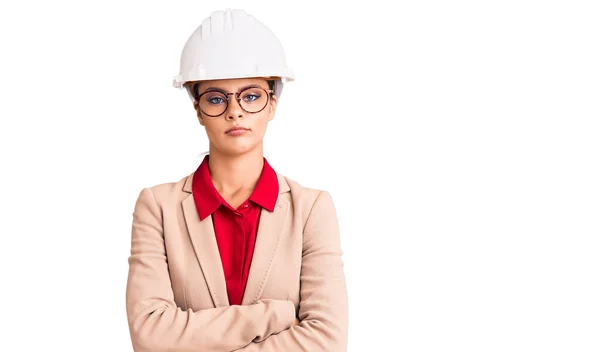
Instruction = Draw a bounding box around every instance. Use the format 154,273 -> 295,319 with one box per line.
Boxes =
219,142 -> 259,156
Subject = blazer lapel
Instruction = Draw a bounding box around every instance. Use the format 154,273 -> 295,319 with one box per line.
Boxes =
181,173 -> 230,308
181,170 -> 291,308
241,172 -> 291,306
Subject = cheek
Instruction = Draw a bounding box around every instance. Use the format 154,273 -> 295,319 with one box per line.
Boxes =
203,125 -> 221,140
254,119 -> 269,132
253,113 -> 271,131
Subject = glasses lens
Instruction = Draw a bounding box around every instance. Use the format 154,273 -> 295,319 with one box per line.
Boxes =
199,91 -> 227,116
239,88 -> 269,113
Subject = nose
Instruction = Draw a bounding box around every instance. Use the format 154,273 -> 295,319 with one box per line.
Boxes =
225,94 -> 244,120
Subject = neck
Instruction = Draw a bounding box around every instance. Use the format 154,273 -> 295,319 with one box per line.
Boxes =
207,145 -> 265,195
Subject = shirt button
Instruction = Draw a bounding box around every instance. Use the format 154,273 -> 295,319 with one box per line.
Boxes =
244,204 -> 249,208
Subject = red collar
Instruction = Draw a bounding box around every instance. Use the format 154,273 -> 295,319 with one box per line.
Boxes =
192,154 -> 279,221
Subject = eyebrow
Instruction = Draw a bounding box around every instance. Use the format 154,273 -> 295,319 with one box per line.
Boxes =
201,84 -> 266,94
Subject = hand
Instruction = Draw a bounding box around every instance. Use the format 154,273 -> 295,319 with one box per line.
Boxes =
293,317 -> 300,326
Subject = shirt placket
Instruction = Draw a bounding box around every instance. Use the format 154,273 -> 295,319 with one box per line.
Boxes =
234,201 -> 250,304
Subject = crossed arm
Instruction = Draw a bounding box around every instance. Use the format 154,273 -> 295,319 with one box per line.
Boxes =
126,187 -> 348,351
233,190 -> 349,351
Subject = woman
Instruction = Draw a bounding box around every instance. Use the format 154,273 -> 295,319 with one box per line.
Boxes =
126,9 -> 349,352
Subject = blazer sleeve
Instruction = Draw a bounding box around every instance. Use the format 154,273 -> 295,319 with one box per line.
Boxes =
233,190 -> 349,352
126,187 -> 296,352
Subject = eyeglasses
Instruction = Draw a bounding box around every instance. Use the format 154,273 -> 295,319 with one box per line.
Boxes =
195,86 -> 273,117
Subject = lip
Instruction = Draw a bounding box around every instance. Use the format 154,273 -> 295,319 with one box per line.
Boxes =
225,126 -> 250,136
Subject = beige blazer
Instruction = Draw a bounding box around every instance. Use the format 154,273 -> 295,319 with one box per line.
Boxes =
126,170 -> 349,351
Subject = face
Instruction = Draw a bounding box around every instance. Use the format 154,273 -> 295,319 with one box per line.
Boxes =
191,77 -> 277,157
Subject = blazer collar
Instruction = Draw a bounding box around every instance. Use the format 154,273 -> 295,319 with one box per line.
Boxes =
181,169 -> 291,307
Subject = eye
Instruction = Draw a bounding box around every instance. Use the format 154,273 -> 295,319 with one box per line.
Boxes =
206,96 -> 225,105
241,88 -> 265,103
242,93 -> 260,102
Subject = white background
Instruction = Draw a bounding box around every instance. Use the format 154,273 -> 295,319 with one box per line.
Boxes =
1,0 -> 599,351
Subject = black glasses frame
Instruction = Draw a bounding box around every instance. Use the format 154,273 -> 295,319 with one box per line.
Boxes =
195,87 -> 274,117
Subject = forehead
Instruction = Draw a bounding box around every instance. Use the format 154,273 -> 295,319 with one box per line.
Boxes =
195,77 -> 270,92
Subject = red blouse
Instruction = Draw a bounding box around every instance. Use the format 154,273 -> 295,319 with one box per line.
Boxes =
191,154 -> 279,305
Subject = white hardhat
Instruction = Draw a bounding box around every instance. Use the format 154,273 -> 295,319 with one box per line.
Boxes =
173,9 -> 295,103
